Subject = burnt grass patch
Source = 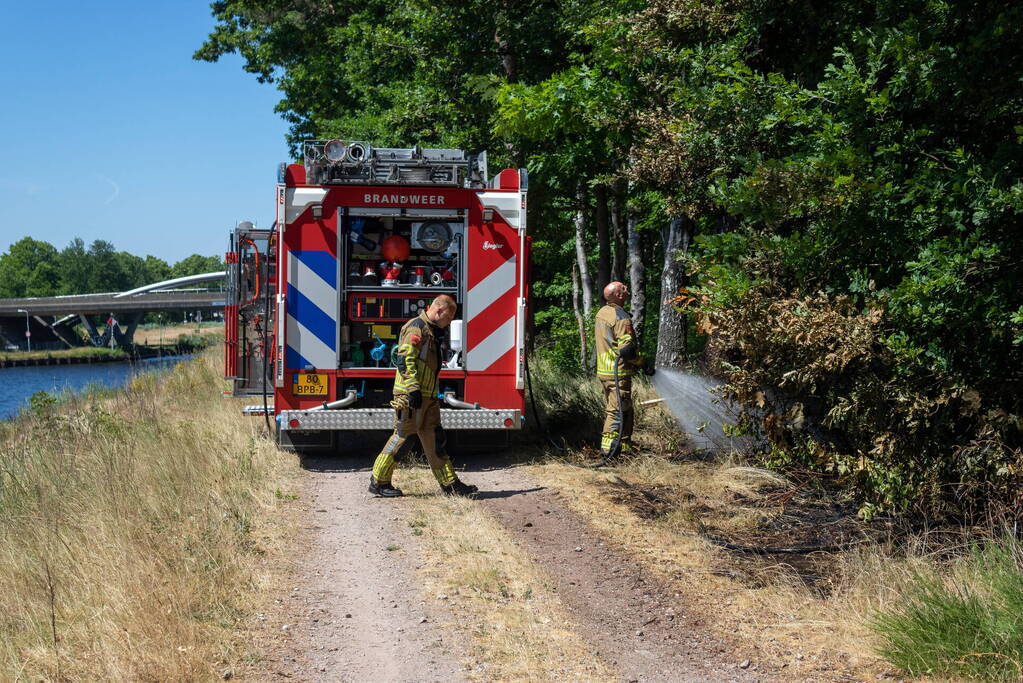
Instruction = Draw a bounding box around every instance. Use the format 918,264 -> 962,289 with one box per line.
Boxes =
600,474 -> 892,596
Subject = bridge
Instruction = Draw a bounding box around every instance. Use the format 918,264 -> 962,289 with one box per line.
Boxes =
0,272 -> 227,350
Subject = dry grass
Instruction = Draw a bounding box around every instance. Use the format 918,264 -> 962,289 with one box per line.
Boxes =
0,349 -> 298,680
134,323 -> 222,346
395,467 -> 615,682
520,370 -> 946,676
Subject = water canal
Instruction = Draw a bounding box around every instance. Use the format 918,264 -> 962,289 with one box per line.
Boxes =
0,355 -> 193,420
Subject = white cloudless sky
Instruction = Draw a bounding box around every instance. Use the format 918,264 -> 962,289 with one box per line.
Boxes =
0,1 -> 291,264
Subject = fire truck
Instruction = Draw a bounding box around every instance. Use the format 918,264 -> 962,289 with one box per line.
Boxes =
225,141 -> 529,452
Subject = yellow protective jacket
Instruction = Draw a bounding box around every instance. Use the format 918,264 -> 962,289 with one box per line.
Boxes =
393,311 -> 442,397
594,303 -> 637,377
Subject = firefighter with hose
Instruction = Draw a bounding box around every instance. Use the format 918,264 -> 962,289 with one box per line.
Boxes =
595,281 -> 652,465
369,294 -> 480,498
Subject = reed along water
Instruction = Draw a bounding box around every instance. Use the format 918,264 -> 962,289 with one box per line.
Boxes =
649,368 -> 756,452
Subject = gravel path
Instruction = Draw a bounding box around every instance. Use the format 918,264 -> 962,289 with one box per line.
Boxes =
249,454 -> 465,682
247,454 -> 783,682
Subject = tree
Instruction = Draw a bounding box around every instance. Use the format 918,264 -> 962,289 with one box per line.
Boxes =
0,237 -> 60,298
198,0 -> 1023,515
58,238 -> 91,295
655,217 -> 690,369
142,255 -> 172,284
195,0 -> 575,157
86,240 -> 126,293
115,252 -> 148,290
172,254 -> 224,278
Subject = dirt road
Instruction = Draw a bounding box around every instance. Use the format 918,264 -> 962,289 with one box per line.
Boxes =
245,455 -> 775,681
246,456 -> 466,682
471,466 -> 770,681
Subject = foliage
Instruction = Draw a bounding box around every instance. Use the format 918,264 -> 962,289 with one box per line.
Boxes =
195,0 -> 577,157
871,532 -> 1023,681
641,2 -> 1023,518
171,253 -> 225,278
0,238 -> 59,298
27,391 -> 57,415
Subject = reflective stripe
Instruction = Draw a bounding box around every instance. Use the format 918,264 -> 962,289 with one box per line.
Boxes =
597,351 -> 635,377
433,461 -> 457,486
372,448 -> 399,484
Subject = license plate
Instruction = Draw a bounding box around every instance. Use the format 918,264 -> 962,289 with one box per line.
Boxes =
292,373 -> 328,396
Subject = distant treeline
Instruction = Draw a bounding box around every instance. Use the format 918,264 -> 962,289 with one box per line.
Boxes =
0,236 -> 223,298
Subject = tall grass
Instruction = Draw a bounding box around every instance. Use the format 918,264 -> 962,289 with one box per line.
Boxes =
0,350 -> 295,680
871,532 -> 1023,681
527,357 -> 663,438
526,356 -> 605,440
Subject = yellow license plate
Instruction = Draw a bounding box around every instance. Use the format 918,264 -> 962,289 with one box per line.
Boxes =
292,373 -> 328,396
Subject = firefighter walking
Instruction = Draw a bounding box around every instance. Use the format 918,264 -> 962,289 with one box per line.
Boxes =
369,294 -> 479,498
595,281 -> 641,464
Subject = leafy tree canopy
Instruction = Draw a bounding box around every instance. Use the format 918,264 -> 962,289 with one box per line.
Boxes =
0,237 -> 223,298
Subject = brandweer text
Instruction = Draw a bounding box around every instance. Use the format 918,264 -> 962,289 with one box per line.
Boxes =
363,193 -> 446,205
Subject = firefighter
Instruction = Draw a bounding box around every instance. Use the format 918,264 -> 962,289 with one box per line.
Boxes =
369,294 -> 480,498
595,281 -> 641,463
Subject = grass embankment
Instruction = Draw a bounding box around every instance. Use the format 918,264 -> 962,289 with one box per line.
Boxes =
0,347 -> 127,363
0,324 -> 223,363
0,349 -> 297,680
511,359 -> 1023,680
134,323 -> 223,346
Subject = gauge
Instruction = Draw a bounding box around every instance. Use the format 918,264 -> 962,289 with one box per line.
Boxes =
415,221 -> 453,252
324,139 -> 347,162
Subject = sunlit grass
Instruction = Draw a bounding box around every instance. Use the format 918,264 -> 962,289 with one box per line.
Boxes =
0,349 -> 296,680
398,466 -> 615,681
871,532 -> 1023,681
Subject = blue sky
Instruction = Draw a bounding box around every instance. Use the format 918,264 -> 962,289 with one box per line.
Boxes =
0,1 -> 290,264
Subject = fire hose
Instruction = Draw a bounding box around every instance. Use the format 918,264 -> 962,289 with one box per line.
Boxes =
605,350 -> 625,465
523,349 -> 567,452
262,230 -> 276,436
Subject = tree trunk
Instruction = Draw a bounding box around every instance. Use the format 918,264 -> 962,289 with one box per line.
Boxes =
594,184 -> 611,295
494,32 -> 517,83
655,216 -> 692,369
627,208 -> 645,342
610,179 -> 627,283
574,183 -> 594,319
572,263 -> 588,370
494,7 -> 523,166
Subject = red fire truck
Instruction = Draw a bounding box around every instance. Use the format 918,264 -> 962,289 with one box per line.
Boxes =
225,141 -> 529,451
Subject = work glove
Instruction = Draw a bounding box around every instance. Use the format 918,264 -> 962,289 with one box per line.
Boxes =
407,389 -> 423,409
643,361 -> 657,376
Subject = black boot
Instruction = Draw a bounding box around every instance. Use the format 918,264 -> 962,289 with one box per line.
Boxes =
368,477 -> 404,497
441,479 -> 479,498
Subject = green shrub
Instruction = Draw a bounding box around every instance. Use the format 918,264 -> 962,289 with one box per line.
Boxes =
694,277 -> 1023,519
